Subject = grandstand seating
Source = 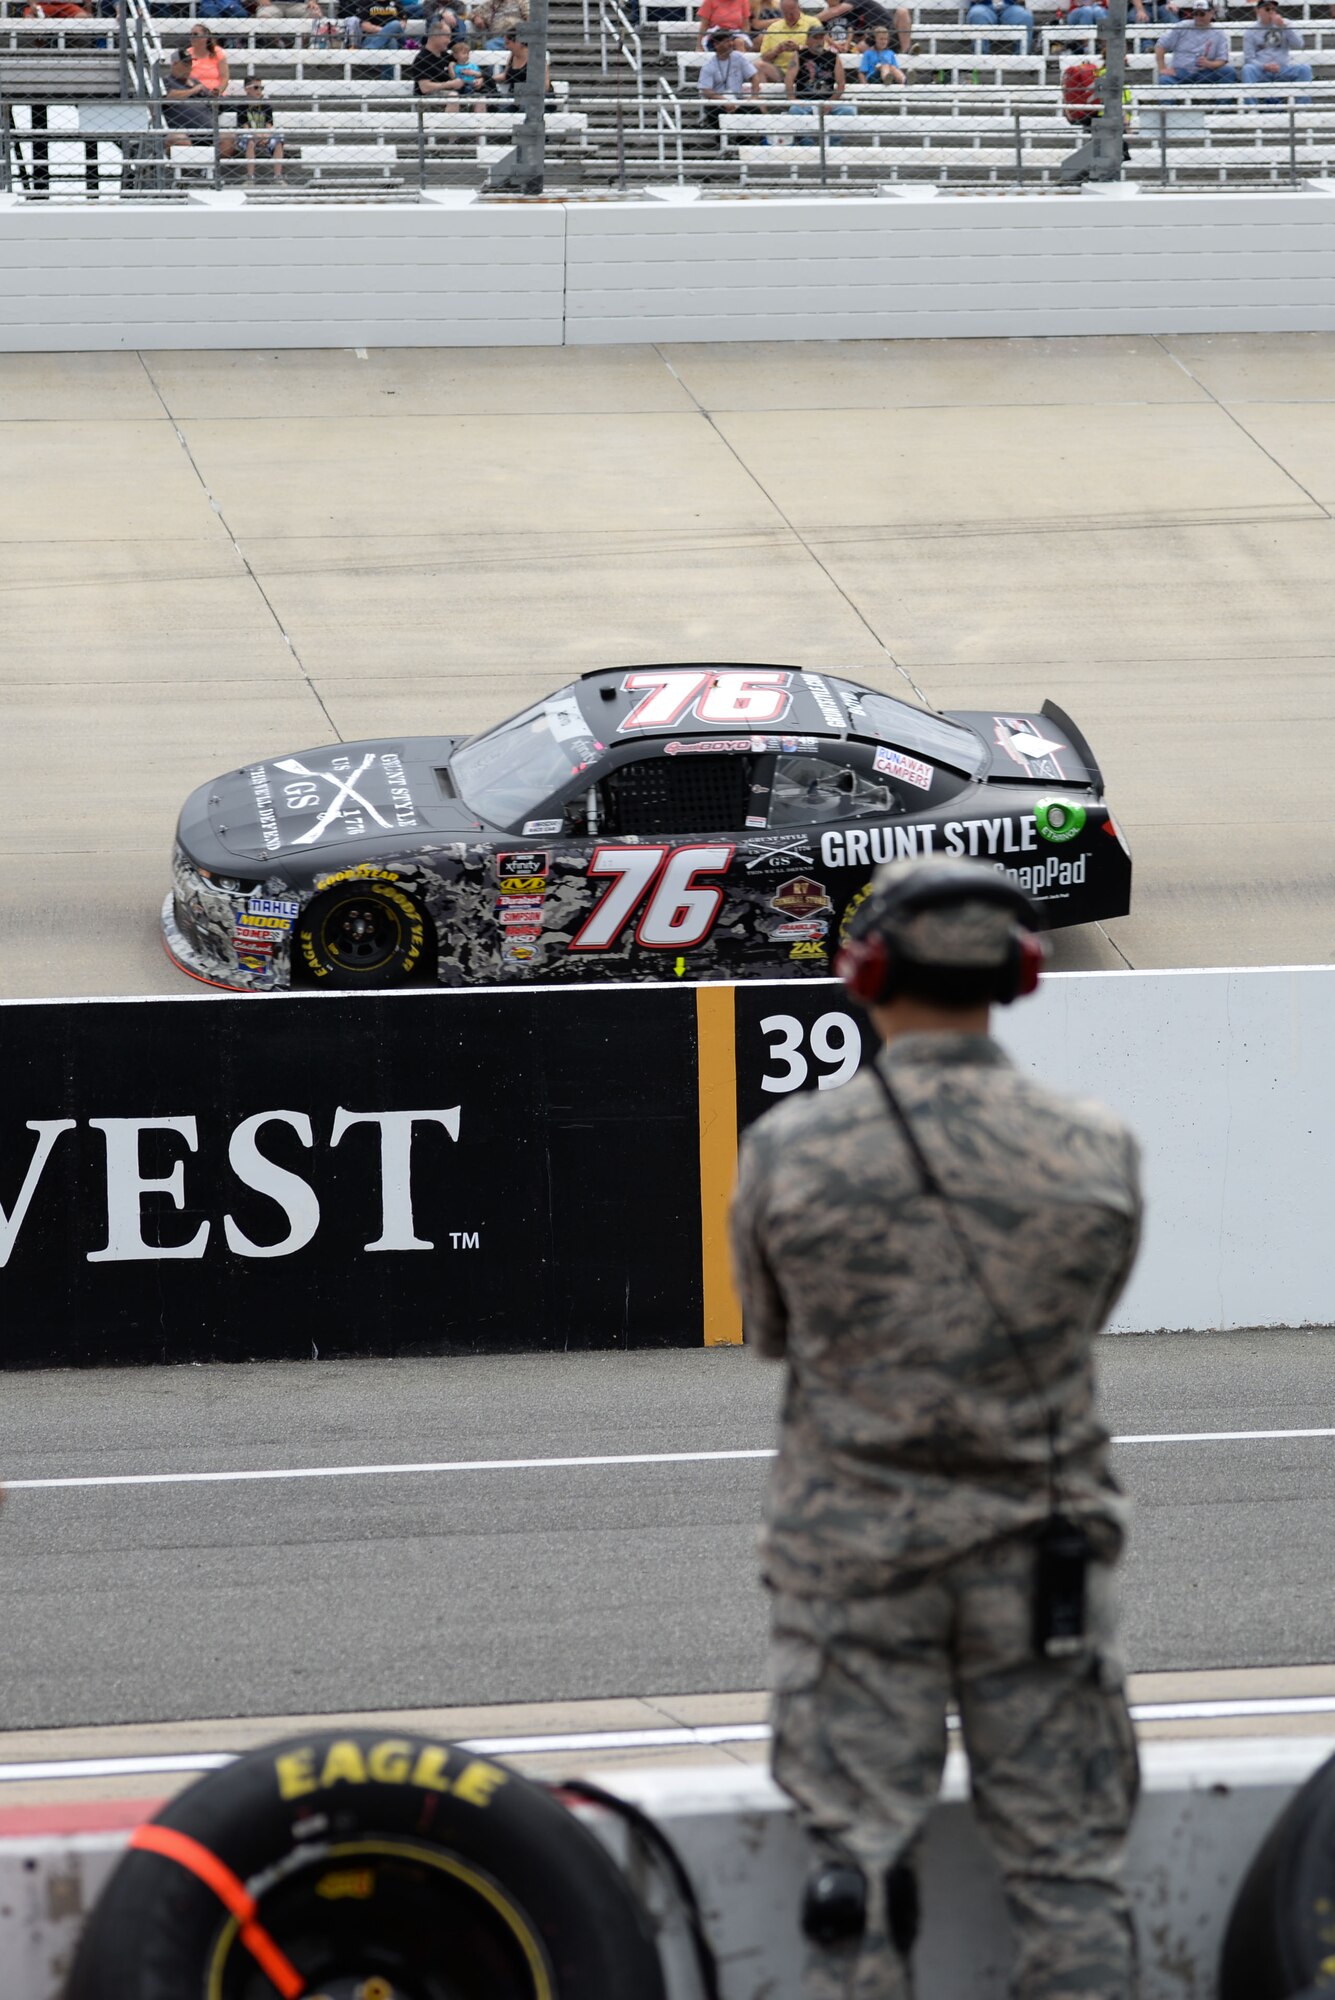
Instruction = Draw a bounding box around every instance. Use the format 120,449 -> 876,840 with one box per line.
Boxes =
3,0 -> 1335,194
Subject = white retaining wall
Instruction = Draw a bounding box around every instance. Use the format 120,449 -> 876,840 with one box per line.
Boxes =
995,965 -> 1335,1335
3,186 -> 1335,348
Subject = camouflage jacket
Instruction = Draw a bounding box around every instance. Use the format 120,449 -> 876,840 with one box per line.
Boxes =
729,1033 -> 1142,1596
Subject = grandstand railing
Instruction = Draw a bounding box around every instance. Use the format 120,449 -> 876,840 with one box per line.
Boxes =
6,0 -> 1335,199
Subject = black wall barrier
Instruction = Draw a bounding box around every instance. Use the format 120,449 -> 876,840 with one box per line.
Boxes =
1,989 -> 706,1367
1,980 -> 871,1367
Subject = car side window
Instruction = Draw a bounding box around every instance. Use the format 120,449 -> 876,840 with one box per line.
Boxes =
564,751 -> 757,839
769,754 -> 891,827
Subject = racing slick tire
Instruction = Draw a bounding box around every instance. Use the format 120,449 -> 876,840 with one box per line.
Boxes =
65,1729 -> 667,2000
295,882 -> 433,989
1219,1744 -> 1335,1998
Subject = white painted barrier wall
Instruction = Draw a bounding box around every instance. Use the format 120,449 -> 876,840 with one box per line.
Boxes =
2,1737 -> 1324,1999
4,188 -> 1335,349
995,965 -> 1335,1334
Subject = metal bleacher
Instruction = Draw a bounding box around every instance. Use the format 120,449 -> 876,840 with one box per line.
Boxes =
3,0 -> 1335,196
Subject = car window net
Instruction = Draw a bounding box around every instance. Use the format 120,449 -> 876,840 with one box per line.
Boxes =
602,755 -> 752,837
769,755 -> 893,826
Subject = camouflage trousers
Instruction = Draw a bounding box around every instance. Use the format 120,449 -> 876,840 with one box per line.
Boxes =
770,1536 -> 1140,2000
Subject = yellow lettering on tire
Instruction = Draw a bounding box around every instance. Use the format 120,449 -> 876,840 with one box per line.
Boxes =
410,1746 -> 453,1792
367,1738 -> 414,1785
275,1747 -> 318,1800
453,1759 -> 508,1808
320,1740 -> 368,1788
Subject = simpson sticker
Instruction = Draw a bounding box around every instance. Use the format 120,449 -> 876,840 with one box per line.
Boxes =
873,747 -> 933,792
523,819 -> 564,836
1035,798 -> 1087,845
496,852 -> 550,879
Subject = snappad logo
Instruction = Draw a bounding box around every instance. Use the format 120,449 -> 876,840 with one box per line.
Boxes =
0,1109 -> 474,1269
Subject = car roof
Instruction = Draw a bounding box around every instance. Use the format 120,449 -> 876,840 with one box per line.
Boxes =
574,664 -> 860,741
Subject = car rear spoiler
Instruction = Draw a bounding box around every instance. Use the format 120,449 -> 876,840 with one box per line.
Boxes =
1040,699 -> 1104,794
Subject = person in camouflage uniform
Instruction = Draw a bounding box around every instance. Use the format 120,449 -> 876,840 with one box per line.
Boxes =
729,855 -> 1143,2000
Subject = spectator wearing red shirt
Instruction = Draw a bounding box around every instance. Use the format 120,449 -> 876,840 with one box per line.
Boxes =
697,0 -> 756,46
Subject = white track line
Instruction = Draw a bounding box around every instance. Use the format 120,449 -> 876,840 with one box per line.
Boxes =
4,1429 -> 1334,1493
6,1700 -> 1335,1786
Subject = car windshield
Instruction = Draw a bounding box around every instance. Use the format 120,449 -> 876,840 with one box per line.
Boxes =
854,694 -> 986,776
451,694 -> 602,826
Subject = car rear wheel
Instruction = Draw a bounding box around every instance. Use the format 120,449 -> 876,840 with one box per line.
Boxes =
295,883 -> 433,988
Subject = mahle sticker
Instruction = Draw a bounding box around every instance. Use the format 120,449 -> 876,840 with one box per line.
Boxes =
1035,798 -> 1087,845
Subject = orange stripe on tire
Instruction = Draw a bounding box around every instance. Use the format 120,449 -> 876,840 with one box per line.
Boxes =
128,1823 -> 305,1998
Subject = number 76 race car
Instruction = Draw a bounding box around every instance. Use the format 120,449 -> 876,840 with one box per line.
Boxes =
163,665 -> 1131,992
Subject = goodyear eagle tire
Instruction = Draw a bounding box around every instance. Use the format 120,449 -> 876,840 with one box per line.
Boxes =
296,883 -> 432,989
65,1729 -> 667,2000
1219,1743 -> 1335,1999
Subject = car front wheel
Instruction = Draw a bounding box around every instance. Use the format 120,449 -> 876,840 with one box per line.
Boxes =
295,882 -> 433,988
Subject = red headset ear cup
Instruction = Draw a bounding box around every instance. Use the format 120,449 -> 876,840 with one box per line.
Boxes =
835,936 -> 890,1005
1016,930 -> 1043,998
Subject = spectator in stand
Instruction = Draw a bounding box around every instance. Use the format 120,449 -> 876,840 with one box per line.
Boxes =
22,0 -> 93,15
858,23 -> 906,79
161,50 -> 214,153
964,0 -> 1034,54
425,1 -> 469,37
470,0 -> 527,47
410,20 -> 457,87
500,24 -> 551,92
1156,0 -> 1236,83
1242,0 -> 1311,94
697,0 -> 756,49
699,26 -> 761,122
447,36 -> 491,93
1059,0 -> 1108,27
344,0 -> 408,48
819,0 -> 911,59
787,23 -> 856,135
185,23 -> 230,95
221,74 -> 285,177
254,0 -> 322,23
755,0 -> 822,78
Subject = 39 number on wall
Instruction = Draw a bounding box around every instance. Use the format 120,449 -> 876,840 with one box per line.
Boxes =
759,1013 -> 863,1094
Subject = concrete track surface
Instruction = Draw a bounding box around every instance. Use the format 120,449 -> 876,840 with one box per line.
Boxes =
2,1332 -> 1335,1735
4,334 -> 1335,998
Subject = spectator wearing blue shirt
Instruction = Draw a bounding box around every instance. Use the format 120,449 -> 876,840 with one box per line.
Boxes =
965,0 -> 1035,57
859,24 -> 905,78
1156,0 -> 1237,81
1242,0 -> 1311,95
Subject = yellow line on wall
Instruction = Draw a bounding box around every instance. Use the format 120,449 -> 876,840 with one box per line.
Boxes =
696,983 -> 743,1348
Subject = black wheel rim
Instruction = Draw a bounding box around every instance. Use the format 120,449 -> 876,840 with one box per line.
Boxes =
319,897 -> 405,974
209,1841 -> 553,2000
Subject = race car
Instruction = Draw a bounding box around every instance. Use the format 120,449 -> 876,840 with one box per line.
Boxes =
162,665 -> 1131,992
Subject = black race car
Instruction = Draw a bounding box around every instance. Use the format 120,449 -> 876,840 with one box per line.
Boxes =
162,665 -> 1131,992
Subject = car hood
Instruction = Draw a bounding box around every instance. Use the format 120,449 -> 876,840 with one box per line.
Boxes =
184,737 -> 480,868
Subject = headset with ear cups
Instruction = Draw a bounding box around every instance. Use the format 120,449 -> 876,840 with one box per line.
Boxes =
834,863 -> 1045,1008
